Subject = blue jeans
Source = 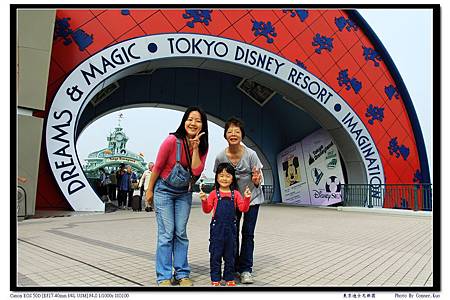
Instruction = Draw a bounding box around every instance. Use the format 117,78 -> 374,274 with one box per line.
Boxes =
153,179 -> 192,283
235,204 -> 260,273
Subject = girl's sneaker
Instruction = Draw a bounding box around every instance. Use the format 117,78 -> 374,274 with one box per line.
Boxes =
225,280 -> 236,286
211,281 -> 221,286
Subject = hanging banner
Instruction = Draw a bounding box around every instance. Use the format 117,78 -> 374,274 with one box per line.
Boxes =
302,128 -> 345,206
277,143 -> 309,205
277,128 -> 345,206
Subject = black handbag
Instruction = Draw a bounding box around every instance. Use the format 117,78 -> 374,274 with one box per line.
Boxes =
165,138 -> 191,188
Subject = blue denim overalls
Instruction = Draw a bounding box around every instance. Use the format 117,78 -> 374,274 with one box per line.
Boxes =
154,138 -> 193,283
209,189 -> 237,282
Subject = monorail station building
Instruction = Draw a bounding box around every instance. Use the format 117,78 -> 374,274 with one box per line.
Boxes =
16,8 -> 432,215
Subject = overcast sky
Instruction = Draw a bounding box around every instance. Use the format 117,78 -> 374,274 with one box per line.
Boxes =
76,9 -> 433,181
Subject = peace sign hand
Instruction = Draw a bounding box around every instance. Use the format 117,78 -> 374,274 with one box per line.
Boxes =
252,167 -> 261,186
190,132 -> 205,150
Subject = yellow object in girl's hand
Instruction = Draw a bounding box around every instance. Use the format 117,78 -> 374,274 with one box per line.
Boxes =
244,186 -> 251,198
199,184 -> 207,201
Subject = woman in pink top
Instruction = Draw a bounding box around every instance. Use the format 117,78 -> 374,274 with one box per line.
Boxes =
146,106 -> 208,287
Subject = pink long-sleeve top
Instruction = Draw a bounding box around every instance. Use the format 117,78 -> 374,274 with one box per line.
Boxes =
202,190 -> 250,218
153,134 -> 208,180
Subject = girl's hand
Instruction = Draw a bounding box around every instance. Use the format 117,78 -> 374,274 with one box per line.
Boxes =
190,132 -> 205,150
244,185 -> 252,198
199,184 -> 207,201
251,167 -> 261,186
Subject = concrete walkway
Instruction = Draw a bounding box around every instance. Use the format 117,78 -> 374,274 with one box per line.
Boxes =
15,200 -> 433,288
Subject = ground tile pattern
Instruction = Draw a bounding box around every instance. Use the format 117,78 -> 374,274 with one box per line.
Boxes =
16,203 -> 433,288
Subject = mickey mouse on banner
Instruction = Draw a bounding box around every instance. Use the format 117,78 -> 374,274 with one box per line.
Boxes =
282,156 -> 300,187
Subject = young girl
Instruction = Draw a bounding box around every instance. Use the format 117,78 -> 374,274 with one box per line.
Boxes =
199,163 -> 251,286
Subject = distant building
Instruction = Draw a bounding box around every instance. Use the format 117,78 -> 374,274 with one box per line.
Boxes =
82,121 -> 147,181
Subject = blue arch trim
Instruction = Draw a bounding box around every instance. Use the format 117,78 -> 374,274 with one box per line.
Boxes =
347,10 -> 431,184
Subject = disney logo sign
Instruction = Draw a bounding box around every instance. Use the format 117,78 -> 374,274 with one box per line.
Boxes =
312,190 -> 342,201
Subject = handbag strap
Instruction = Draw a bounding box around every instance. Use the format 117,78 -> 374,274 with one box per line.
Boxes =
182,137 -> 193,174
176,137 -> 193,175
176,138 -> 182,162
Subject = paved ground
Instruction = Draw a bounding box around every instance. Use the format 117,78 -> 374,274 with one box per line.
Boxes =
15,198 -> 433,288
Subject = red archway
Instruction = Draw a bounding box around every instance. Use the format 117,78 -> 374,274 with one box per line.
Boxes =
36,8 -> 429,210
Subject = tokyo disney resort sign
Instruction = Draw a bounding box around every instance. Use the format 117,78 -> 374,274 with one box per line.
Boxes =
46,33 -> 385,211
